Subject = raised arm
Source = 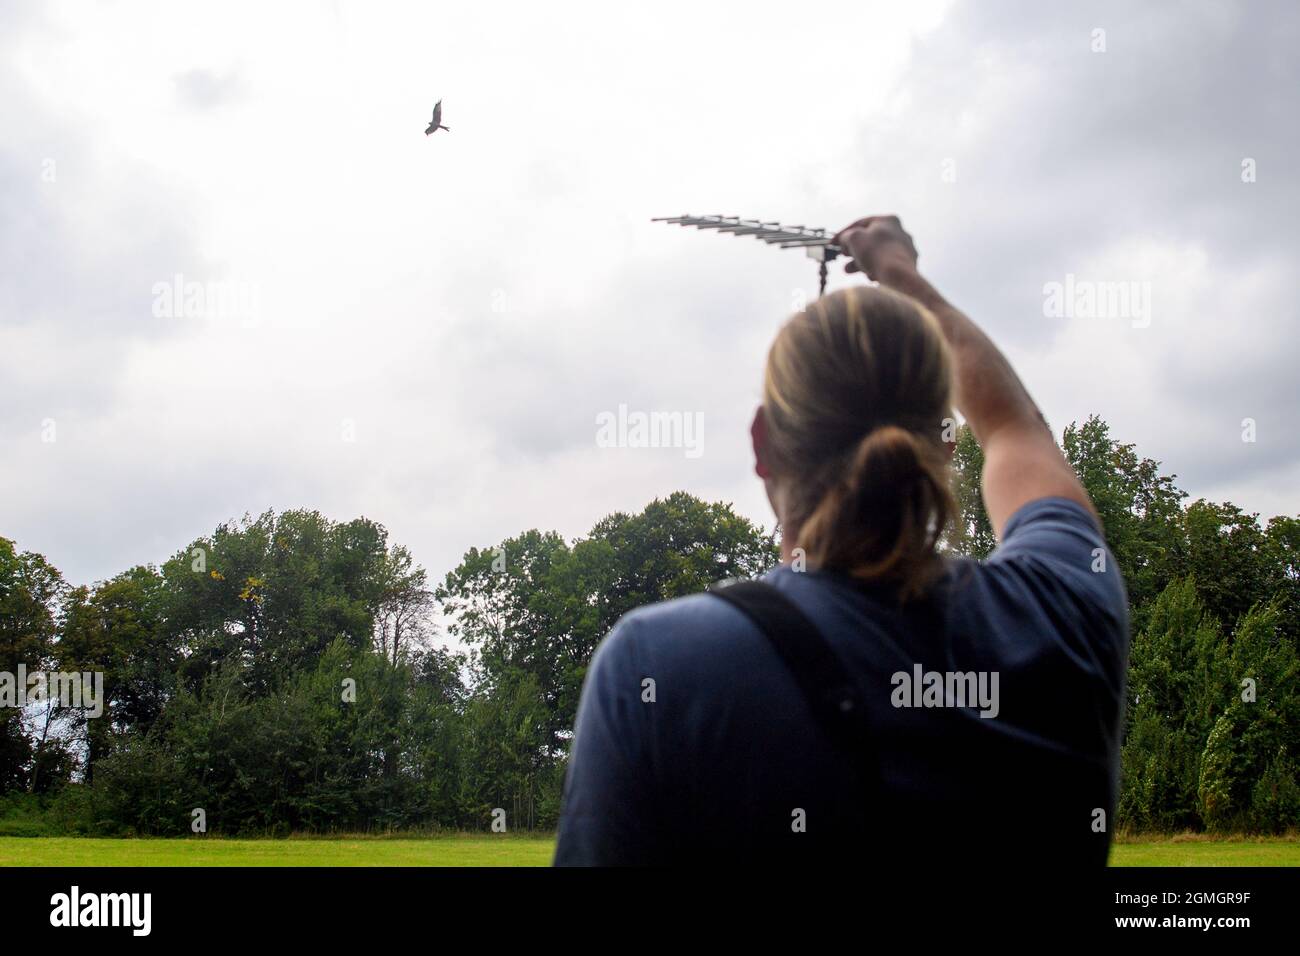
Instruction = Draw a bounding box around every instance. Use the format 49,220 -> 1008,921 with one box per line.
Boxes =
832,215 -> 1097,538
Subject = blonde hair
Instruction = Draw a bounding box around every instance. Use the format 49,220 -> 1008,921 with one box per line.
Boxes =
762,285 -> 956,600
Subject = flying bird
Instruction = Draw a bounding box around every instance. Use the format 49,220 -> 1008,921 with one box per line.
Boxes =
425,100 -> 450,135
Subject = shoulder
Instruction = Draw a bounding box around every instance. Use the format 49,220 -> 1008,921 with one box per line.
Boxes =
1000,496 -> 1108,548
951,496 -> 1130,679
981,496 -> 1127,615
589,567 -> 870,695
590,588 -> 768,686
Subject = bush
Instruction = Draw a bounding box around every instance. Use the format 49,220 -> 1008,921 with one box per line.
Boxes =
1250,752 -> 1300,832
0,792 -> 55,837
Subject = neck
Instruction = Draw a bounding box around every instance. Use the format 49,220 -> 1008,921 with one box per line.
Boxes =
779,521 -> 800,565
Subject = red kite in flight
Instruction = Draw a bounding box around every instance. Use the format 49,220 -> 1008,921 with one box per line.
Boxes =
425,100 -> 450,135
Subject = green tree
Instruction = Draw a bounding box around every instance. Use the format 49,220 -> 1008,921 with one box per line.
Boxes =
1263,515 -> 1300,643
1120,578 -> 1226,830
0,538 -> 65,793
1198,598 -> 1299,832
586,491 -> 780,629
438,529 -> 588,756
373,545 -> 434,665
948,423 -> 994,558
57,566 -> 171,785
457,671 -> 553,831
1062,416 -> 1186,626
438,493 -> 778,756
159,510 -> 390,694
1174,501 -> 1273,632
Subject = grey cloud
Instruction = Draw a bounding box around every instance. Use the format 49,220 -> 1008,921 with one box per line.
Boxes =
831,0 -> 1298,507
173,68 -> 246,111
2,0 -> 1296,598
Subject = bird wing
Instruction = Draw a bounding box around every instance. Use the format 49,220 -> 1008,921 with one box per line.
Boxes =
431,100 -> 442,126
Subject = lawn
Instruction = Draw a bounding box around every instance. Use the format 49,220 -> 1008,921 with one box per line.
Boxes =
1108,836 -> 1300,867
0,835 -> 1296,866
0,834 -> 556,867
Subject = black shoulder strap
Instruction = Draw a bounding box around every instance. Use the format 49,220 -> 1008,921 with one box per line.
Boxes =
707,579 -> 875,756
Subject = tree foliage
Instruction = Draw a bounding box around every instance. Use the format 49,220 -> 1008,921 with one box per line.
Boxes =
0,422 -> 1295,835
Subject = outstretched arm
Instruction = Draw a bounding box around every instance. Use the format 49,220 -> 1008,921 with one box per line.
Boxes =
833,215 -> 1097,538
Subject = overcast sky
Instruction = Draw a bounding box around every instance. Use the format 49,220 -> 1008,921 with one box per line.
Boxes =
2,0 -> 1297,592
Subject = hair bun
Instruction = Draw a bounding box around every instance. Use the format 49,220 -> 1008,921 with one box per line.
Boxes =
849,425 -> 926,505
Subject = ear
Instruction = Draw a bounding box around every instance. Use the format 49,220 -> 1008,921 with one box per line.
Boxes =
751,407 -> 772,479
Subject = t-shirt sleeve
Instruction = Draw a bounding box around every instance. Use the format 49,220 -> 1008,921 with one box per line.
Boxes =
985,496 -> 1129,675
552,616 -> 657,866
994,497 -> 1111,573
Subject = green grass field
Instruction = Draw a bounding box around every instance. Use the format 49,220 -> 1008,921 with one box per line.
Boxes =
0,835 -> 556,867
1109,836 -> 1300,867
0,834 -> 1296,866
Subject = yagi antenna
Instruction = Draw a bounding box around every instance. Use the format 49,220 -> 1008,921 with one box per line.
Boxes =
652,214 -> 843,297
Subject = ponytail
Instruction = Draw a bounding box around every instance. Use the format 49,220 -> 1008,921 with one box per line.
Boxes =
797,425 -> 954,600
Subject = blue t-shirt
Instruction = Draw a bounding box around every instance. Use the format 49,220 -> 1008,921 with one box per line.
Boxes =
553,497 -> 1129,865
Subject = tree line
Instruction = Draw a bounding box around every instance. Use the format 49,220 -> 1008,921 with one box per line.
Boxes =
0,415 -> 1295,835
